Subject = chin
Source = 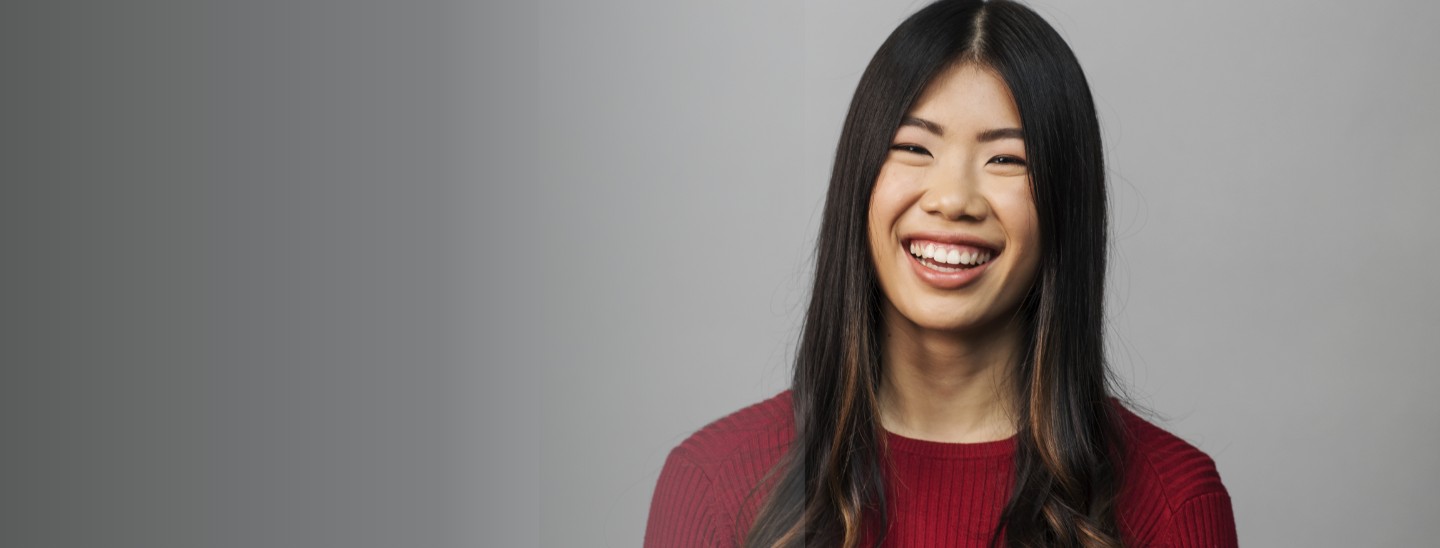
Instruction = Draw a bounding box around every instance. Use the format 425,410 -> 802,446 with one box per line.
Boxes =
896,302 -> 987,333
916,317 -> 990,334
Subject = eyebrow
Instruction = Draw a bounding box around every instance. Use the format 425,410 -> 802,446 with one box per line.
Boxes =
899,116 -> 946,136
899,116 -> 1024,143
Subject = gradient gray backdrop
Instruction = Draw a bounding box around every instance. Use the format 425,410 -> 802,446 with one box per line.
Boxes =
5,1 -> 1437,547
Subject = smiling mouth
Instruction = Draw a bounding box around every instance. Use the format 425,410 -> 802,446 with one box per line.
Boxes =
906,239 -> 997,273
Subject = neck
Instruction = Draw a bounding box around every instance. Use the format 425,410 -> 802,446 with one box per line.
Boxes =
876,304 -> 1023,444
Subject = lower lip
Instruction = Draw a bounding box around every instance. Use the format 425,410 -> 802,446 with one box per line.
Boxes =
906,246 -> 992,289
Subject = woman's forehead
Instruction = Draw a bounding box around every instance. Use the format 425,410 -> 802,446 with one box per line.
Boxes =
903,64 -> 1022,135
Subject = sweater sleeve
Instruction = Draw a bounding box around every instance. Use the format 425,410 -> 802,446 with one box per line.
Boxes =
1160,491 -> 1238,547
644,447 -> 724,548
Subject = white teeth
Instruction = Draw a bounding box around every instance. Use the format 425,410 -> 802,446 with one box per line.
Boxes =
925,261 -> 962,272
907,240 -> 997,270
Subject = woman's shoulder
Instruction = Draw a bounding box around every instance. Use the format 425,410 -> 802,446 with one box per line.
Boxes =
646,390 -> 796,546
1111,400 -> 1229,504
667,389 -> 795,468
1110,399 -> 1236,545
1111,399 -> 1238,543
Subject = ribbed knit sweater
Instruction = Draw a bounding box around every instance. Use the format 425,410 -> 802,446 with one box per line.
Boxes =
645,390 -> 1236,547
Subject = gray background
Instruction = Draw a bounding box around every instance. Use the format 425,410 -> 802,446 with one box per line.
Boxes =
4,1 -> 1437,547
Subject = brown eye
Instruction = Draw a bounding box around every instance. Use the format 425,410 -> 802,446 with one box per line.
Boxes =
989,155 -> 1027,166
890,144 -> 932,157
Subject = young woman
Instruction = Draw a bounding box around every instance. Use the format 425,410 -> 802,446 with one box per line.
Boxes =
645,1 -> 1237,546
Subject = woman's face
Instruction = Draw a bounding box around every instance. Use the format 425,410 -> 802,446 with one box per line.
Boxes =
867,62 -> 1041,335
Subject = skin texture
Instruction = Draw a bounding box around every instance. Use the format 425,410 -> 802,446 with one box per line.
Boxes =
868,62 -> 1041,444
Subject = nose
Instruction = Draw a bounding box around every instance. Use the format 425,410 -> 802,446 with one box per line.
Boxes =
918,162 -> 990,222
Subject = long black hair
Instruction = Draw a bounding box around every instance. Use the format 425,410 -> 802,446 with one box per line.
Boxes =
742,1 -> 1127,546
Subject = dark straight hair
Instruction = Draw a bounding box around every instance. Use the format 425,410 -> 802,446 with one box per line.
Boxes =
742,1 -> 1127,546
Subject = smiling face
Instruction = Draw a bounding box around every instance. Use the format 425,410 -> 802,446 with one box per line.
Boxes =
867,62 -> 1042,336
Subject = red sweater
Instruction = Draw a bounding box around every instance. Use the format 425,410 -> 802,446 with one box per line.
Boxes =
645,390 -> 1236,547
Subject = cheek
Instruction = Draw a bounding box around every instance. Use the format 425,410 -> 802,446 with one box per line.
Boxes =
1011,204 -> 1040,251
867,172 -> 916,278
990,185 -> 1042,269
869,169 -> 918,228
991,183 -> 1038,232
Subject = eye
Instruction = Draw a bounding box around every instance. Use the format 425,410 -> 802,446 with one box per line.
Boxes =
988,155 -> 1027,166
890,144 -> 932,157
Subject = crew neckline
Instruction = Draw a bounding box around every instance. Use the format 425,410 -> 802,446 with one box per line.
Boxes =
769,389 -> 1018,459
882,428 -> 1017,459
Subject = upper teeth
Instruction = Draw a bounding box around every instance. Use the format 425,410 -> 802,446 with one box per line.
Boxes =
909,241 -> 993,266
